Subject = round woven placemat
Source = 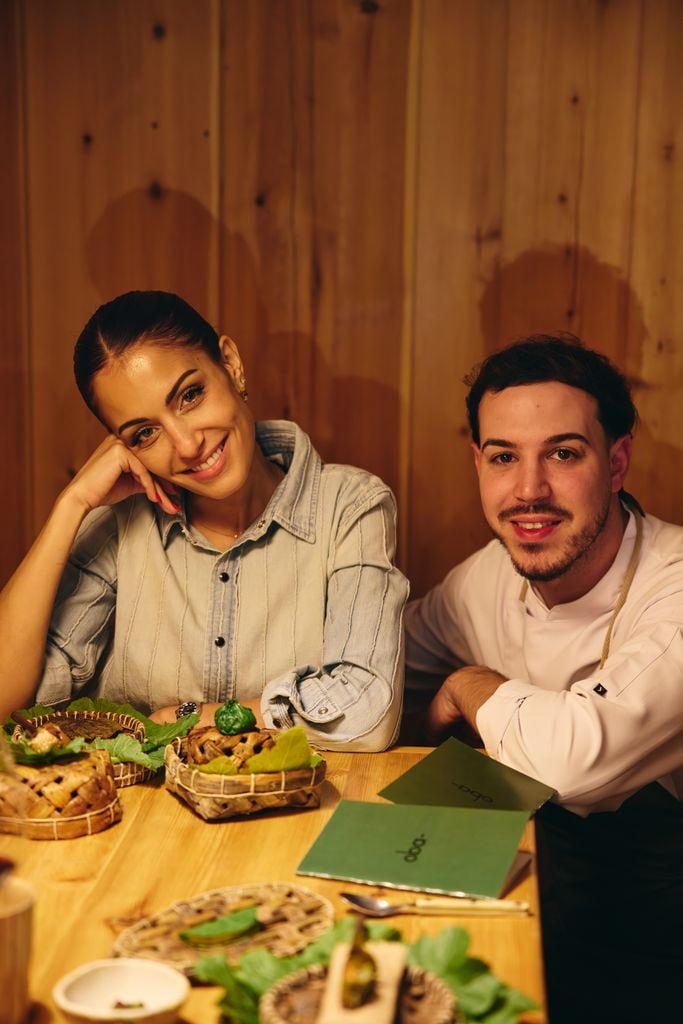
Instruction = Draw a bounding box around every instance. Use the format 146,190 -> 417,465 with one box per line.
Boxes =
111,883 -> 335,975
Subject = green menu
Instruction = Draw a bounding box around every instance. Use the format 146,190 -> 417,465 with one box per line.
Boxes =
296,799 -> 530,898
378,738 -> 554,812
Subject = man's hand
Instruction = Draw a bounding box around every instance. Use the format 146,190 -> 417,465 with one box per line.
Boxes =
425,665 -> 506,745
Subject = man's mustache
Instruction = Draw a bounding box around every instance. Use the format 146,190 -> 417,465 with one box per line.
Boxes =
499,504 -> 572,522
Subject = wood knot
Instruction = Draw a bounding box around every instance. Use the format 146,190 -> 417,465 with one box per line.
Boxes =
152,22 -> 166,40
360,0 -> 379,12
148,180 -> 164,200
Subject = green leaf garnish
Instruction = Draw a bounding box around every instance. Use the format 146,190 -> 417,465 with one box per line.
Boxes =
180,907 -> 261,947
246,725 -> 313,773
10,736 -> 86,765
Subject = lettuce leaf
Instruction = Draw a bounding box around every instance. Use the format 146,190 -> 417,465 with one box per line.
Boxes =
246,725 -> 314,773
408,927 -> 538,1022
192,756 -> 238,775
196,919 -> 535,1024
90,735 -> 156,768
10,736 -> 86,765
180,907 -> 261,947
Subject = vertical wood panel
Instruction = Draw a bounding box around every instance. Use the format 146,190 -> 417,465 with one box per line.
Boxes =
626,0 -> 683,522
220,0 -> 412,500
23,0 -> 220,527
408,0 -> 508,595
0,0 -> 30,584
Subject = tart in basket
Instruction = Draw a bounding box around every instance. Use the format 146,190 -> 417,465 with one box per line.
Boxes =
164,723 -> 327,821
12,710 -> 152,788
0,748 -> 121,840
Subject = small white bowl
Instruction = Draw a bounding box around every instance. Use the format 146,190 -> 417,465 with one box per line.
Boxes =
52,958 -> 190,1024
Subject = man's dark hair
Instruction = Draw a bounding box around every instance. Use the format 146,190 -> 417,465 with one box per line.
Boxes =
465,334 -> 637,446
73,290 -> 221,417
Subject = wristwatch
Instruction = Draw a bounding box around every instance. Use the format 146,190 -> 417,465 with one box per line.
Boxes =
176,701 -> 200,720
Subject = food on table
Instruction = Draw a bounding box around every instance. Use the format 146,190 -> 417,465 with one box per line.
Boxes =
186,726 -> 276,771
111,883 -> 335,975
340,918 -> 378,1009
214,698 -> 257,735
319,940 -> 407,1023
0,748 -> 122,839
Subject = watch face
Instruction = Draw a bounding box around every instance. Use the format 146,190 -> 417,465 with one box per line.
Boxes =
176,701 -> 198,719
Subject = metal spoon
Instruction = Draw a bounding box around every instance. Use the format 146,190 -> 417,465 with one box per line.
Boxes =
340,891 -> 529,917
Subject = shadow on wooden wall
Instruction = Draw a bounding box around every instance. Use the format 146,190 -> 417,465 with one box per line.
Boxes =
85,186 -> 401,493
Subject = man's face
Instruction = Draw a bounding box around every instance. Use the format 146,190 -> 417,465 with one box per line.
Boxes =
473,382 -> 631,595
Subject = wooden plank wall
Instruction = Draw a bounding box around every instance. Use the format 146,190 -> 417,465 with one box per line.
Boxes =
1,0 -> 682,598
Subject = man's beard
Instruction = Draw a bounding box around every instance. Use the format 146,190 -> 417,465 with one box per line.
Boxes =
493,494 -> 612,583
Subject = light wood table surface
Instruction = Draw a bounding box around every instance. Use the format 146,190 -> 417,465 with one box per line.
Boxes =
1,747 -> 546,1022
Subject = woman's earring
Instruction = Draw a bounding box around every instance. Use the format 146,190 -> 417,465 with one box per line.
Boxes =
238,376 -> 248,401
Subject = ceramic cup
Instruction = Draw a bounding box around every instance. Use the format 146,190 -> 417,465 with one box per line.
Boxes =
0,875 -> 34,1024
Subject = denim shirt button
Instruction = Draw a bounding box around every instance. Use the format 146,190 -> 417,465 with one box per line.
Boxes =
214,636 -> 226,647
318,706 -> 329,715
272,718 -> 281,728
219,572 -> 229,582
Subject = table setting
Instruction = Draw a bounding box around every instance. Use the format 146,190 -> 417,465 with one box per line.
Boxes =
0,701 -> 546,1024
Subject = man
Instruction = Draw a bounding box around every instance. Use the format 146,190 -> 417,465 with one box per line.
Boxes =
405,336 -> 683,1023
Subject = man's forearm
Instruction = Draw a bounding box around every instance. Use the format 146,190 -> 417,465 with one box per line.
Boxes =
425,665 -> 506,744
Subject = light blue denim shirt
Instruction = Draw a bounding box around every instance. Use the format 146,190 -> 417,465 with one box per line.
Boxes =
36,421 -> 409,751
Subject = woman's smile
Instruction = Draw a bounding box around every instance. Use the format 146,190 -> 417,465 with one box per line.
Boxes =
181,437 -> 227,479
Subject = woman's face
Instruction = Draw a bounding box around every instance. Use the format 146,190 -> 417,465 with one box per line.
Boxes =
92,337 -> 256,501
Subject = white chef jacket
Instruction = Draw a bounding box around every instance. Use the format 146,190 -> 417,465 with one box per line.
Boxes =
405,510 -> 683,815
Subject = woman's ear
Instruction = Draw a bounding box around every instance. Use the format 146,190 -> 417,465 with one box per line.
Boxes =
218,335 -> 243,381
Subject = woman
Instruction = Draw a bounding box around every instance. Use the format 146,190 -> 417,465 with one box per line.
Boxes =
0,291 -> 408,750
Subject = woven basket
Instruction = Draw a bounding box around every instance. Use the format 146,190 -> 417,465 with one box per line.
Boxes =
259,962 -> 459,1024
164,737 -> 326,820
14,710 -> 152,788
112,883 -> 335,974
0,749 -> 122,840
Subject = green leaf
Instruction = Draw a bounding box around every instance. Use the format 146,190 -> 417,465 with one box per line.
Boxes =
3,703 -> 54,733
90,735 -> 155,768
246,725 -> 313,772
142,713 -> 199,750
408,926 -> 470,976
192,755 -> 238,775
180,907 -> 261,947
195,956 -> 259,1024
10,736 -> 86,765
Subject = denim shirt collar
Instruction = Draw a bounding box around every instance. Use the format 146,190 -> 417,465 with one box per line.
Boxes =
157,420 -> 321,546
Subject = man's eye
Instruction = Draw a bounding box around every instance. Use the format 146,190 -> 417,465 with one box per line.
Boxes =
551,448 -> 577,462
490,452 -> 515,464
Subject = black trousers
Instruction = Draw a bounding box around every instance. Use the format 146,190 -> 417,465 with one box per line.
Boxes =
535,784 -> 683,1024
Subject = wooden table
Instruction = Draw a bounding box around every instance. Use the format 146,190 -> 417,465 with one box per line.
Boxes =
1,748 -> 546,1022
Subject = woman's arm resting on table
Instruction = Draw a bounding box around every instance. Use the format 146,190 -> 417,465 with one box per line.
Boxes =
261,489 -> 410,752
0,436 -> 177,718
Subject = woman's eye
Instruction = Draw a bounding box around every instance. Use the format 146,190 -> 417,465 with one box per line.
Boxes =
180,383 -> 205,407
130,426 -> 156,447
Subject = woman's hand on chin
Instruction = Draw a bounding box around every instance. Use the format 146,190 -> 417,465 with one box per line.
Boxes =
61,435 -> 179,516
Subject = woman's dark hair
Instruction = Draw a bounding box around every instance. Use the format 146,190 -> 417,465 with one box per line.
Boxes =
73,290 -> 221,415
465,334 -> 637,446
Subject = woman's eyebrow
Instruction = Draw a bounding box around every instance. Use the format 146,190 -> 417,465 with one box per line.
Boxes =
116,369 -> 198,435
